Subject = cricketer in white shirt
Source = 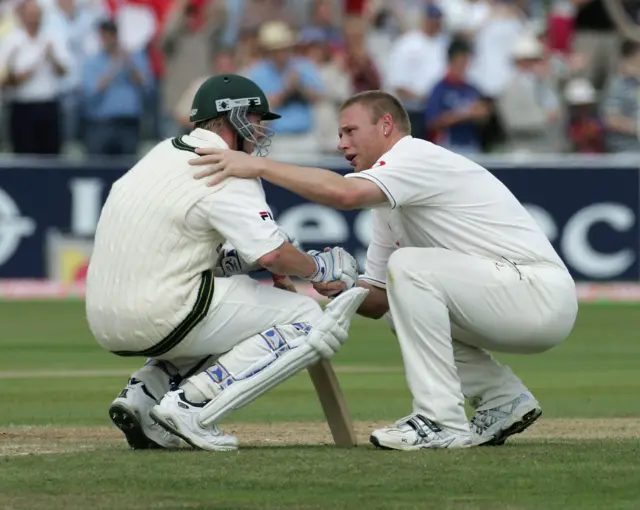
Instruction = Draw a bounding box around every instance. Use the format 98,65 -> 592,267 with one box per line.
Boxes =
86,120 -> 365,451
190,90 -> 579,451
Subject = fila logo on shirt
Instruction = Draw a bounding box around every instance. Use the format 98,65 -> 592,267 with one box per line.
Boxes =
259,211 -> 274,221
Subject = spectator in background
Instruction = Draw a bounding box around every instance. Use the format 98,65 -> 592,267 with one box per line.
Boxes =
468,0 -> 525,152
341,16 -> 381,93
300,26 -> 353,153
361,0 -> 405,84
46,0 -> 103,147
601,40 -> 640,153
0,0 -> 19,150
440,0 -> 491,38
424,38 -> 490,156
161,0 -> 223,138
240,0 -> 298,34
244,20 -> 323,157
219,0 -> 245,48
386,4 -> 449,139
0,0 -> 71,155
564,77 -> 604,153
235,27 -> 262,72
81,19 -> 151,156
362,0 -> 406,38
497,32 -> 565,154
173,47 -> 237,134
571,0 -> 619,91
303,0 -> 343,49
468,0 -> 525,99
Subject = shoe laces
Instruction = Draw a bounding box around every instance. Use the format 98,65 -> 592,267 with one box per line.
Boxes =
398,413 -> 446,442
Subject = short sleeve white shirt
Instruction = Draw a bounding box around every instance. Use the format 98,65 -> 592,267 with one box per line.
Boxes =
184,130 -> 284,264
345,136 -> 566,286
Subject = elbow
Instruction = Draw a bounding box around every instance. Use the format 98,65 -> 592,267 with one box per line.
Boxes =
258,247 -> 283,273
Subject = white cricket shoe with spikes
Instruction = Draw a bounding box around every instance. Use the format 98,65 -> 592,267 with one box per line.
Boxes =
150,389 -> 239,452
109,378 -> 181,450
370,414 -> 472,451
470,392 -> 542,446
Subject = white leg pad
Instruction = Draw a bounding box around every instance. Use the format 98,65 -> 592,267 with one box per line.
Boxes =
196,287 -> 368,427
196,325 -> 321,427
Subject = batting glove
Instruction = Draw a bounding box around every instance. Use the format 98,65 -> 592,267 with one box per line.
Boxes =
213,243 -> 261,277
306,247 -> 359,289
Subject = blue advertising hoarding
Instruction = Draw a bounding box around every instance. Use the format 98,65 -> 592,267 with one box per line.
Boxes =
0,158 -> 637,282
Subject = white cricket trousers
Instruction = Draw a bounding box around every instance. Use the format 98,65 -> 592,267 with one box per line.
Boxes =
128,275 -> 323,402
385,247 -> 578,435
160,275 -> 323,361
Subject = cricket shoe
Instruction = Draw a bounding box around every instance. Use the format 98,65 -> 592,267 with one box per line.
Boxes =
150,390 -> 238,452
109,378 -> 181,450
370,414 -> 472,451
470,392 -> 542,446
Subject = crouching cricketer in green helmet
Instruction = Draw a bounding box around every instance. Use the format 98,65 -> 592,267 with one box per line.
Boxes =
85,74 -> 367,452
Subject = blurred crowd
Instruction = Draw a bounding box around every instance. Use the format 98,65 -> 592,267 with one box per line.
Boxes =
1,0 -> 640,158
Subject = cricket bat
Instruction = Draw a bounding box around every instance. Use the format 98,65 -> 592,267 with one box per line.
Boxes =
271,274 -> 358,447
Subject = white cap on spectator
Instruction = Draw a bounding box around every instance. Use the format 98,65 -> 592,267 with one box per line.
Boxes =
258,21 -> 297,51
565,78 -> 596,105
511,33 -> 544,60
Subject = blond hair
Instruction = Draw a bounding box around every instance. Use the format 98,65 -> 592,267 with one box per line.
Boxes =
340,91 -> 411,135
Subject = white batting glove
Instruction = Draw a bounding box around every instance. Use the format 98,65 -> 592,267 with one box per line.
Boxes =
213,243 -> 261,277
306,247 -> 358,289
308,321 -> 347,359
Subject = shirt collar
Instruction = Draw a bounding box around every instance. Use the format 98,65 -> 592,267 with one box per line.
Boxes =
186,128 -> 230,148
443,72 -> 466,85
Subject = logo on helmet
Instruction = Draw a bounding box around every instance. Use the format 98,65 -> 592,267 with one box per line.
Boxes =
215,97 -> 262,112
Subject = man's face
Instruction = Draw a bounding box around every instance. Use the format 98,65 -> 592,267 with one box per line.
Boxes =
424,16 -> 442,37
450,52 -> 470,77
20,0 -> 42,31
338,103 -> 386,172
99,28 -> 118,52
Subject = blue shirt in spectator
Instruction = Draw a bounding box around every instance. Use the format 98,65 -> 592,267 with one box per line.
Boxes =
244,57 -> 323,134
425,76 -> 483,152
81,51 -> 151,121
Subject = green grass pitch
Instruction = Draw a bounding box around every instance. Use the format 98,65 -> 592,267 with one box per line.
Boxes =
1,301 -> 639,509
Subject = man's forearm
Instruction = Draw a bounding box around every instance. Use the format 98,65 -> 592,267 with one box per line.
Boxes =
355,280 -> 389,319
261,159 -> 348,208
259,242 -> 317,278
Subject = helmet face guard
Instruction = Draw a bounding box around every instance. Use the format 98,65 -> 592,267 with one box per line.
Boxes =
228,105 -> 275,157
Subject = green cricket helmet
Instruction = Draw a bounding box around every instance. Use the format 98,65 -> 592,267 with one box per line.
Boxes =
190,74 -> 280,156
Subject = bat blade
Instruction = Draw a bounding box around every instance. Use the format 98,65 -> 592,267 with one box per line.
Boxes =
307,360 -> 357,447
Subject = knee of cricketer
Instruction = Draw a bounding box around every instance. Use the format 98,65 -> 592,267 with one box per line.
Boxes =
189,287 -> 368,427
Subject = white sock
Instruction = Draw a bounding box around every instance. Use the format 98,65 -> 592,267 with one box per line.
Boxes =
181,379 -> 208,403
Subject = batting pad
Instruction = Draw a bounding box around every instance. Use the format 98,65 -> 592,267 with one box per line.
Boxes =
197,287 -> 368,427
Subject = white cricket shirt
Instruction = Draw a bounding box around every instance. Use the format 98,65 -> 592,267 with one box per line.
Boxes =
345,136 -> 567,289
86,129 -> 284,355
